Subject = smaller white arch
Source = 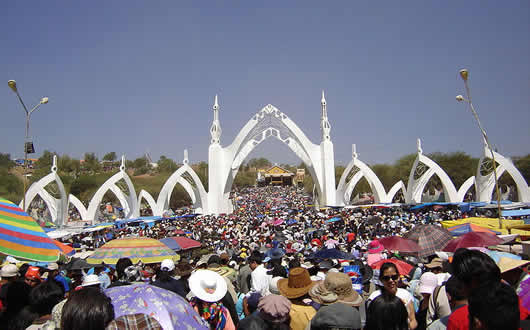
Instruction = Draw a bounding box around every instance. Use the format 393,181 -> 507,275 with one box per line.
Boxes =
68,194 -> 88,220
457,176 -> 476,202
136,190 -> 158,217
387,180 -> 407,202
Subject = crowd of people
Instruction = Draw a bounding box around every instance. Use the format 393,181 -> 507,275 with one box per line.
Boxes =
0,186 -> 528,330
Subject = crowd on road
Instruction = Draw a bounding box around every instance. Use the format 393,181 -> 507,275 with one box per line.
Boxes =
0,186 -> 528,330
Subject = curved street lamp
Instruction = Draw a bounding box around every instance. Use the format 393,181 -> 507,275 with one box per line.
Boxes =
7,80 -> 49,211
456,69 -> 503,228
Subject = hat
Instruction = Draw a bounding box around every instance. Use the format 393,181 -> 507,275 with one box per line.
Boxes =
277,267 -> 316,299
106,313 -> 162,330
497,257 -> 530,273
301,261 -> 314,269
269,276 -> 282,295
368,240 -> 384,254
160,259 -> 175,272
81,274 -> 101,287
47,263 -> 59,271
324,272 -> 363,306
310,302 -> 361,329
123,265 -> 142,282
418,272 -> 438,295
425,258 -> 443,269
309,281 -> 339,305
0,264 -> 18,278
240,252 -> 248,259
258,294 -> 292,323
266,248 -> 285,260
25,266 -> 41,281
318,260 -> 334,270
189,269 -> 228,302
246,292 -> 262,311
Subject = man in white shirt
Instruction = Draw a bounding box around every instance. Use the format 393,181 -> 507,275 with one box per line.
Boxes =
249,255 -> 271,296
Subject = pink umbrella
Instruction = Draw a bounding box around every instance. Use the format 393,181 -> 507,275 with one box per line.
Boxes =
324,239 -> 339,249
274,219 -> 284,226
378,236 -> 421,253
443,232 -> 502,252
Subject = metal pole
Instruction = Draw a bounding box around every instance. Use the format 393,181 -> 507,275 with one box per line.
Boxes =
461,77 -> 503,229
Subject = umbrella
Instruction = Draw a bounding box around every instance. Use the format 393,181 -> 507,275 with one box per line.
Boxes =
87,237 -> 177,264
325,217 -> 341,223
324,239 -> 339,249
370,259 -> 413,275
105,284 -> 209,330
286,219 -> 298,225
65,258 -> 93,270
485,250 -> 522,263
273,219 -> 284,226
443,232 -> 503,252
378,236 -> 421,253
447,223 -> 501,236
160,237 -> 201,251
519,277 -> 530,311
53,240 -> 75,256
174,230 -> 185,235
0,198 -> 62,262
403,224 -> 453,258
312,248 -> 355,260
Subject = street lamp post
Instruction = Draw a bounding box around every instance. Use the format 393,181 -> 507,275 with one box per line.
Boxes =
7,80 -> 48,212
456,69 -> 503,228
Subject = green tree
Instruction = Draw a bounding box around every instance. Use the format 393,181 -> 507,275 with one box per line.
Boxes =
513,154 -> 530,183
157,156 -> 177,173
83,152 -> 101,172
0,153 -> 15,170
427,152 -> 478,188
102,152 -> 117,162
371,164 -> 397,191
247,158 -> 271,169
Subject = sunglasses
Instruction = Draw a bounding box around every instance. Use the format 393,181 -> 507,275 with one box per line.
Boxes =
381,275 -> 399,282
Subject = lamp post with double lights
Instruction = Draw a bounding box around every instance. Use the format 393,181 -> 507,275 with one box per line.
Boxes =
7,80 -> 49,212
456,69 -> 503,228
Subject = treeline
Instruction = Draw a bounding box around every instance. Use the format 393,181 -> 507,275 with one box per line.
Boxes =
0,151 -> 528,208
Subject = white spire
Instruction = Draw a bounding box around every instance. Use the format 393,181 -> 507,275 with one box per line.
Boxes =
210,94 -> 222,144
120,155 -> 126,171
183,149 -> 189,164
417,138 -> 423,154
321,90 -> 326,106
51,155 -> 58,173
352,144 -> 358,159
320,90 -> 331,141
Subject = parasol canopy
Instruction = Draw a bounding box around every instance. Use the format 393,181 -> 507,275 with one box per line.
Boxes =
447,223 -> 501,236
378,236 -> 421,253
53,240 -> 75,256
443,232 -> 503,252
403,224 -> 452,258
105,284 -> 209,330
370,259 -> 414,275
87,237 -> 177,264
160,236 -> 201,251
311,248 -> 355,260
0,198 -> 62,262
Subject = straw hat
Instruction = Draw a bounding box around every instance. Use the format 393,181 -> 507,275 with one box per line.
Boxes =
277,267 -> 316,299
189,269 -> 227,302
323,272 -> 363,306
0,264 -> 18,278
497,257 -> 529,273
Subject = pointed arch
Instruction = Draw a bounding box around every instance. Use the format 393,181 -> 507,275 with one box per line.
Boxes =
156,163 -> 207,216
136,190 -> 157,217
86,157 -> 137,220
223,104 -> 323,198
68,194 -> 88,220
475,146 -> 529,202
387,181 -> 407,203
457,176 -> 475,202
406,150 -> 459,203
20,156 -> 68,226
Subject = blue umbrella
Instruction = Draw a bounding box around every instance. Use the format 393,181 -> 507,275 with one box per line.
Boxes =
310,248 -> 355,260
286,219 -> 298,225
159,237 -> 182,251
325,217 -> 342,223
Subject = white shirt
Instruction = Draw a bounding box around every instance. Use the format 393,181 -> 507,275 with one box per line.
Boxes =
368,288 -> 413,305
250,264 -> 272,296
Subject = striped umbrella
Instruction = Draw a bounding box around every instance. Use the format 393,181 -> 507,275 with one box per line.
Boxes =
447,223 -> 501,236
87,237 -> 177,265
160,236 -> 201,251
53,240 -> 75,256
403,224 -> 452,258
0,198 -> 61,262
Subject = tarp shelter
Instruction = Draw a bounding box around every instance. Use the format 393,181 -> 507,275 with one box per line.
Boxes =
502,209 -> 530,217
441,217 -> 526,235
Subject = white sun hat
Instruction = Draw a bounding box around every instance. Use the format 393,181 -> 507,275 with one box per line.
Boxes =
81,274 -> 101,287
188,269 -> 227,303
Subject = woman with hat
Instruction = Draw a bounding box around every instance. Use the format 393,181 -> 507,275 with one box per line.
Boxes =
189,269 -> 236,330
277,267 -> 317,330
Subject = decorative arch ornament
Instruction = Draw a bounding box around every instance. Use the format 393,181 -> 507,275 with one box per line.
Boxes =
475,142 -> 529,202
336,144 -> 389,204
21,155 -> 68,227
86,156 -> 138,220
206,94 -> 336,214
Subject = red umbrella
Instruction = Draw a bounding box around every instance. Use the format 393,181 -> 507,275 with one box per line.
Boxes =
174,230 -> 186,235
443,232 -> 503,252
370,259 -> 414,275
378,236 -> 421,253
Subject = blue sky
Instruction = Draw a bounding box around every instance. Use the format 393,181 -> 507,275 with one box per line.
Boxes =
2,1 -> 529,166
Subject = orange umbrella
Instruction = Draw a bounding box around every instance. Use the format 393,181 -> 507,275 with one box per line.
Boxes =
53,240 -> 74,256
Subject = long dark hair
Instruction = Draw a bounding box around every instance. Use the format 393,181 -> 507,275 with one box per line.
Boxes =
61,288 -> 114,330
365,292 -> 409,330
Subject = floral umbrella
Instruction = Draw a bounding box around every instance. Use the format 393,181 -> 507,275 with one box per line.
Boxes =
105,284 -> 208,330
87,237 -> 177,264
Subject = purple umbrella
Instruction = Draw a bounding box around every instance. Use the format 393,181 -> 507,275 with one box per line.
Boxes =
105,284 -> 209,330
